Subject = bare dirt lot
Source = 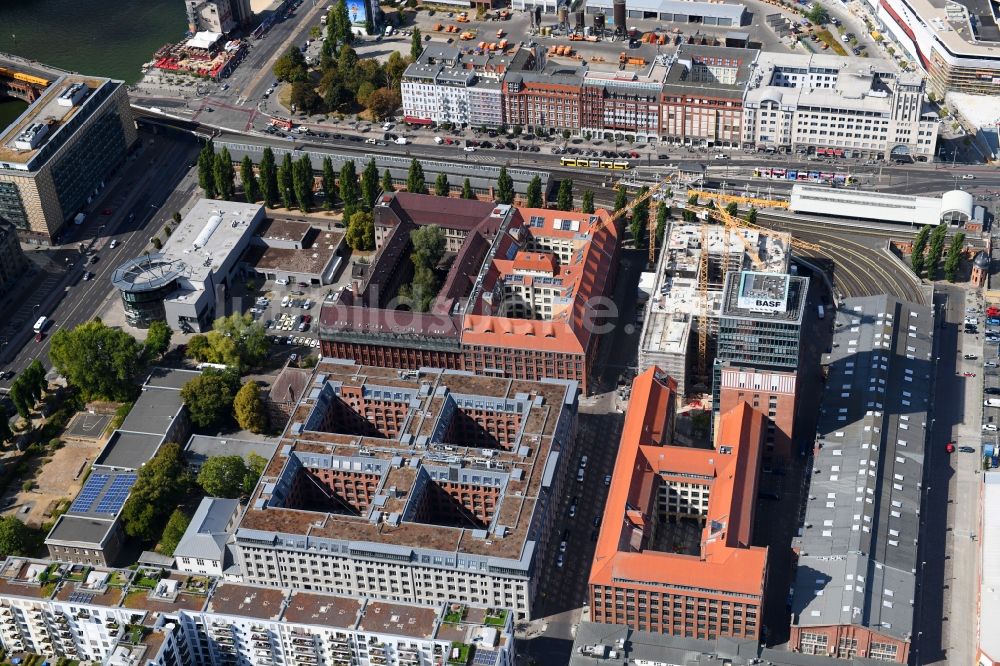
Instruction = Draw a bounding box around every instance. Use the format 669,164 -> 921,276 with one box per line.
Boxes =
3,437 -> 103,528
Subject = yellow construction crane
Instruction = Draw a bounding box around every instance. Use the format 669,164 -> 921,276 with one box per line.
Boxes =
686,188 -> 790,210
595,178 -> 671,237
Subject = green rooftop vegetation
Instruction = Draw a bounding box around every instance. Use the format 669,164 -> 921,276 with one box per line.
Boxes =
483,608 -> 508,627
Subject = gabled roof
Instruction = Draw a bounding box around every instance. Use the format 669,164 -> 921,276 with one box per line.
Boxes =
174,498 -> 240,562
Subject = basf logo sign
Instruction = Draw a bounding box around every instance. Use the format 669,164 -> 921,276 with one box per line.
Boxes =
736,272 -> 790,314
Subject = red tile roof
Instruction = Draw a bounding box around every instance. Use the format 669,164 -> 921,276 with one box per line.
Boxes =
589,368 -> 767,598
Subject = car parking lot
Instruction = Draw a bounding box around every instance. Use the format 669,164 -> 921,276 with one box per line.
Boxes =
977,304 -> 1000,465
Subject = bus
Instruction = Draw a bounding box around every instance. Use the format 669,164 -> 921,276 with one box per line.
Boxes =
33,316 -> 48,333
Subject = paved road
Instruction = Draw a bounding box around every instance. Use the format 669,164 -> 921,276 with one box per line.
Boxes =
0,132 -> 199,385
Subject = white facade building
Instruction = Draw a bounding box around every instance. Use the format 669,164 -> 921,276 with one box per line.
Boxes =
174,497 -> 241,576
742,53 -> 938,161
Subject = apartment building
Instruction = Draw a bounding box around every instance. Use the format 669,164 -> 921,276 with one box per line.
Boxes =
588,368 -> 769,640
637,223 -> 790,398
503,65 -> 585,131
401,46 -> 534,128
231,358 -> 578,621
713,271 -> 807,461
581,61 -> 668,142
0,557 -> 515,666
742,52 -> 938,161
322,192 -> 619,392
0,57 -> 137,244
184,0 -> 252,34
660,45 -> 757,147
789,295 -> 931,662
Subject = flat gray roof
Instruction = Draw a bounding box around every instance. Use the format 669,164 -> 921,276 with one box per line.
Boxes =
143,367 -> 202,390
46,514 -> 115,548
791,295 -> 931,643
586,0 -> 746,20
721,271 -> 808,324
570,621 -> 888,665
119,386 -> 185,436
94,431 -> 163,470
184,435 -> 278,465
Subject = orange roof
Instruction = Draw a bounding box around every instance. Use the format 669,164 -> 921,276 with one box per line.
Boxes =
461,314 -> 584,353
511,252 -> 557,274
589,368 -> 767,598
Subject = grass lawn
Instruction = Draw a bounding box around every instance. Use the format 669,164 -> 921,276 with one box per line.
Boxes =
448,642 -> 472,665
815,29 -> 849,56
484,609 -> 508,627
443,607 -> 465,624
108,571 -> 130,587
133,575 -> 160,589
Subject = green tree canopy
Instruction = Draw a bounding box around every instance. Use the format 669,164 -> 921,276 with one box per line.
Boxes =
273,45 -> 308,82
197,140 -> 216,198
406,159 -> 427,194
910,225 -> 930,276
0,413 -> 11,444
614,186 -> 628,212
259,147 -> 279,208
411,224 -> 445,270
214,147 -> 235,200
746,206 -> 757,225
630,186 -> 650,248
233,381 -> 267,433
655,201 -> 669,251
925,223 -> 948,279
240,155 -> 260,203
293,154 -> 314,212
278,153 -> 295,209
340,160 -> 360,218
322,157 -> 337,210
244,452 -> 268,494
290,81 -> 322,115
496,167 -> 514,205
461,178 -> 475,199
361,159 -> 380,210
435,172 -> 450,197
581,190 -> 594,214
0,516 -> 32,557
198,456 -> 249,498
345,210 -> 375,250
382,168 -> 394,193
525,175 -> 542,208
805,4 -> 829,24
181,371 -> 237,429
121,443 -> 190,540
158,509 -> 190,556
50,319 -> 143,401
411,28 -> 423,60
144,320 -> 172,360
211,314 -> 269,368
944,231 -> 965,282
556,179 -> 574,211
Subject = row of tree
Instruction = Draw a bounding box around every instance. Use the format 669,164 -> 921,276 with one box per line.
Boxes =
179,367 -> 268,432
911,224 -> 966,282
7,360 -> 46,423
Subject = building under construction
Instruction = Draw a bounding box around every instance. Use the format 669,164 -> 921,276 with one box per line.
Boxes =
637,221 -> 789,398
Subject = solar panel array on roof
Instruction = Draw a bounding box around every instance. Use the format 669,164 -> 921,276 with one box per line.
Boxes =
472,648 -> 501,666
95,474 -> 137,514
67,591 -> 95,604
70,474 -> 110,513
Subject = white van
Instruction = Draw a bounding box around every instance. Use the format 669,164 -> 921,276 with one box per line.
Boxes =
394,137 -> 408,145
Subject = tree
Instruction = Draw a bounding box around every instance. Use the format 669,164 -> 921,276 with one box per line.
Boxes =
172,211 -> 182,224
333,0 -> 353,45
525,175 -> 542,207
805,4 -> 829,24
345,210 -> 375,250
407,159 -> 427,194
614,186 -> 628,212
290,81 -> 322,115
293,154 -> 315,212
213,147 -> 235,201
158,509 -> 190,556
8,381 -> 28,421
259,148 -> 279,208
411,224 -> 446,270
926,223 -> 948,280
181,372 -> 236,429
411,27 -> 423,60
240,156 -> 260,203
277,153 -> 295,209
0,516 -> 31,557
322,157 -> 337,210
340,160 -> 360,218
725,202 -> 739,218
121,443 -> 190,540
382,168 -> 394,194
207,314 -> 269,368
197,140 -> 216,198
944,232 -> 965,282
435,172 -> 450,197
556,179 -> 574,211
234,381 -> 268,433
187,334 -> 211,361
361,159 -> 380,210
581,189 -> 594,214
385,51 -> 408,92
496,167 -> 514,205
910,224 -> 930,276
655,201 -> 668,250
244,452 -> 268,494
630,186 -> 650,248
273,45 -> 308,82
746,206 -> 757,225
198,456 -> 250,498
17,360 -> 46,408
50,319 -> 143,401
462,178 -> 475,199
144,320 -> 172,360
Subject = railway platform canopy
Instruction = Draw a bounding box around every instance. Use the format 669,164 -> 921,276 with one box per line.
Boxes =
789,184 -> 976,227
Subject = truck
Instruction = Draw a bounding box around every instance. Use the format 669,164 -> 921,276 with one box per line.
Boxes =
986,399 -> 1000,407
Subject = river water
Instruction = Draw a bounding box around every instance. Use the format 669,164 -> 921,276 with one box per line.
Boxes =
0,0 -> 186,83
